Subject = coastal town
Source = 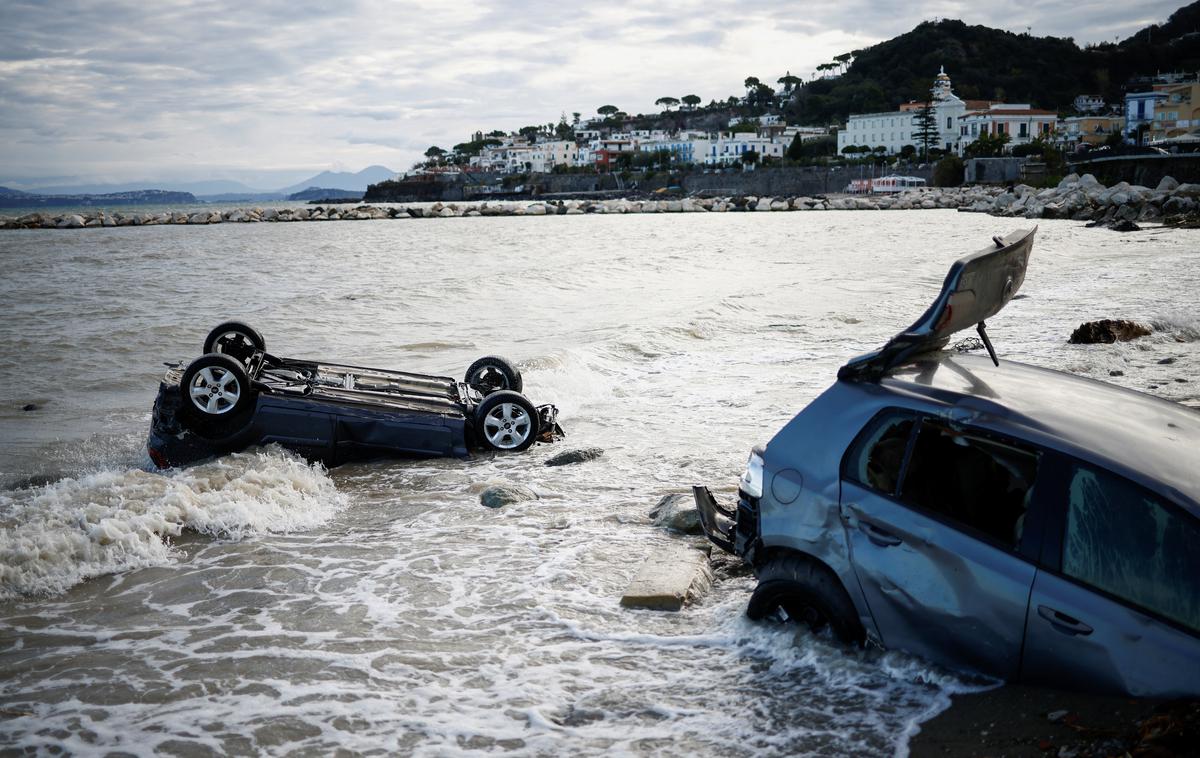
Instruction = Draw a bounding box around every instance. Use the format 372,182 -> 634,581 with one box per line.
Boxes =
405,66 -> 1198,182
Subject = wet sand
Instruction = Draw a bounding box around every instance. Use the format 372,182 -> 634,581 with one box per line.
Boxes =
910,685 -> 1198,757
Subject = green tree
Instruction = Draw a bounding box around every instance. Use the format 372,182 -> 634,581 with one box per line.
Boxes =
933,155 -> 964,186
597,105 -> 619,117
777,72 -> 802,94
655,96 -> 680,110
743,76 -> 761,93
730,119 -> 759,134
963,132 -> 1010,158
833,52 -> 854,73
740,149 -> 761,168
681,94 -> 701,109
424,146 -> 446,161
900,144 -> 917,160
912,100 -> 939,160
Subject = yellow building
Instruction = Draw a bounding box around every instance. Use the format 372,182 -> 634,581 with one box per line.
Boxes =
1149,81 -> 1200,141
1060,115 -> 1125,149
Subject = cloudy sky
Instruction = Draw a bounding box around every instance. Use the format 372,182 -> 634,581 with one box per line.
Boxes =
0,0 -> 1183,189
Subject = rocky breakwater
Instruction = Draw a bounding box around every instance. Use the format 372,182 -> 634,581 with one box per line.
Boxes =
0,205 -> 402,229
4,175 -> 1198,230
957,174 -> 1200,228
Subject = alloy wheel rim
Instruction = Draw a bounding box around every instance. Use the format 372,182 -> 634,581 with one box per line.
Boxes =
483,403 -> 530,449
189,366 -> 241,414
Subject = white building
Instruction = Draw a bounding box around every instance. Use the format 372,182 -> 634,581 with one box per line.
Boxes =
838,67 -> 967,155
1126,90 -> 1169,144
703,133 -> 786,166
960,104 -> 1058,148
1073,95 -> 1106,114
528,140 -> 578,172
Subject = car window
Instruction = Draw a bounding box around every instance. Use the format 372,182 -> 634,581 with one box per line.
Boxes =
899,419 -> 1040,548
843,413 -> 916,496
1061,464 -> 1200,634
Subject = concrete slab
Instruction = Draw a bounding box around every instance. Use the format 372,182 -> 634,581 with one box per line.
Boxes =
620,543 -> 713,612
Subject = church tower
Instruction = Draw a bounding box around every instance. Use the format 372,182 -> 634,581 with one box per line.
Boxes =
932,65 -> 953,102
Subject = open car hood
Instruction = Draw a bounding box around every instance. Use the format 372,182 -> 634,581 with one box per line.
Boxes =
838,227 -> 1037,382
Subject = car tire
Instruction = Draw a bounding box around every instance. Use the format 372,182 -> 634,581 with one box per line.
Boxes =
465,355 -> 523,395
203,321 -> 265,363
474,390 -> 539,452
179,353 -> 256,437
747,555 -> 866,645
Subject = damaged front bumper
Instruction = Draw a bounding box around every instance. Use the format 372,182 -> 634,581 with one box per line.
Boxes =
693,485 -> 760,562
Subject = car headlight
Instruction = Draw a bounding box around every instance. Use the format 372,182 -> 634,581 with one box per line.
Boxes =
739,450 -> 764,499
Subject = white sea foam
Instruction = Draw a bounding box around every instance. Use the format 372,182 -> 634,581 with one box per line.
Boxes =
0,447 -> 345,599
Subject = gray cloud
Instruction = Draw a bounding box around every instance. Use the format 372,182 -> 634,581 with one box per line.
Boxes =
0,0 -> 1185,184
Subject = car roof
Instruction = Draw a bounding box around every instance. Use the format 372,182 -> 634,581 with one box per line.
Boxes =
880,354 -> 1200,511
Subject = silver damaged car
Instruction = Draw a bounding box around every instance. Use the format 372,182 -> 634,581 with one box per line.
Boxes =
695,228 -> 1200,697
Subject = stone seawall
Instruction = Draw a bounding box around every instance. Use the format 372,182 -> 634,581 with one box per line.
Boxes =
4,174 -> 1197,230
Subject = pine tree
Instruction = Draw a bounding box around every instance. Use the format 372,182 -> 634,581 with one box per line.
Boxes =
912,100 -> 939,161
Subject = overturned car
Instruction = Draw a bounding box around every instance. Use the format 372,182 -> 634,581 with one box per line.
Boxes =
695,228 -> 1200,697
148,322 -> 563,468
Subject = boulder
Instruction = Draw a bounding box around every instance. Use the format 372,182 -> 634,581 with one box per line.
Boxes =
525,203 -> 547,216
544,447 -> 604,467
620,543 -> 713,611
1156,176 -> 1179,193
1069,319 -> 1151,344
1174,183 -> 1200,198
479,482 -> 539,509
648,493 -> 701,535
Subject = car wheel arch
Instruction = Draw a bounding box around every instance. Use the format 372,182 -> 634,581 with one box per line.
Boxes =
748,547 -> 871,645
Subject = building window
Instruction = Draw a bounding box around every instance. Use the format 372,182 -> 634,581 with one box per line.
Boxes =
947,116 -> 952,129
1019,122 -> 1028,138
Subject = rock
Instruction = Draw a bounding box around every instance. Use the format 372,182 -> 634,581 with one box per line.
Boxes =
620,543 -> 712,611
1158,357 -> 1177,365
479,482 -> 539,509
1156,176 -> 1179,192
648,493 -> 701,535
952,337 -> 985,353
544,447 -> 604,467
22,403 -> 38,411
1047,710 -> 1070,724
1069,319 -> 1152,344
1173,183 -> 1200,198
1109,370 -> 1124,376
1111,218 -> 1140,231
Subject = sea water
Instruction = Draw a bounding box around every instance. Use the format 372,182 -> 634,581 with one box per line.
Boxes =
1,211 -> 1196,755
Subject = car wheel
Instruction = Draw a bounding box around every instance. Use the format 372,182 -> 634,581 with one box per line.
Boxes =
180,353 -> 255,430
465,355 -> 523,394
475,390 -> 539,452
747,555 -> 865,645
203,321 -> 265,363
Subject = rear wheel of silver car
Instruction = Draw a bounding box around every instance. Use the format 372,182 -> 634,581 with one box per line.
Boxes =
747,555 -> 865,645
181,353 -> 255,420
465,355 -> 523,395
203,321 -> 265,364
475,390 -> 539,452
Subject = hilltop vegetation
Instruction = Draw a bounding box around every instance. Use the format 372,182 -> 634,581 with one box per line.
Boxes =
786,2 -> 1200,125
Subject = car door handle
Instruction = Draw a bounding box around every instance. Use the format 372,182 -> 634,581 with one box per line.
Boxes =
1037,605 -> 1094,636
859,520 -> 902,547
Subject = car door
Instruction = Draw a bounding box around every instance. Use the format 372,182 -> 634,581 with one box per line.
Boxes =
1021,459 -> 1200,696
840,412 -> 1044,679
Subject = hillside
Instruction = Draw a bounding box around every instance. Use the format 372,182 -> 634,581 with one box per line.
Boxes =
785,2 -> 1200,125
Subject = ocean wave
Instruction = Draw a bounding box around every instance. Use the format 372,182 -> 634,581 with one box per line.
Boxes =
0,447 -> 345,600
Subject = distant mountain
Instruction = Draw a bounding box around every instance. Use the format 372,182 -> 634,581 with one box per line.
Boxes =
8,166 -> 398,197
286,187 -> 363,201
0,189 -> 197,208
277,165 -> 396,195
194,192 -> 287,203
20,179 -> 264,196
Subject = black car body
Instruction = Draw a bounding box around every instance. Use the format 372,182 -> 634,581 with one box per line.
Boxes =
147,323 -> 562,468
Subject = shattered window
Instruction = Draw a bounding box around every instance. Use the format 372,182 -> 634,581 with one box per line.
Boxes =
899,420 -> 1040,548
1062,466 -> 1200,634
844,413 -> 915,496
